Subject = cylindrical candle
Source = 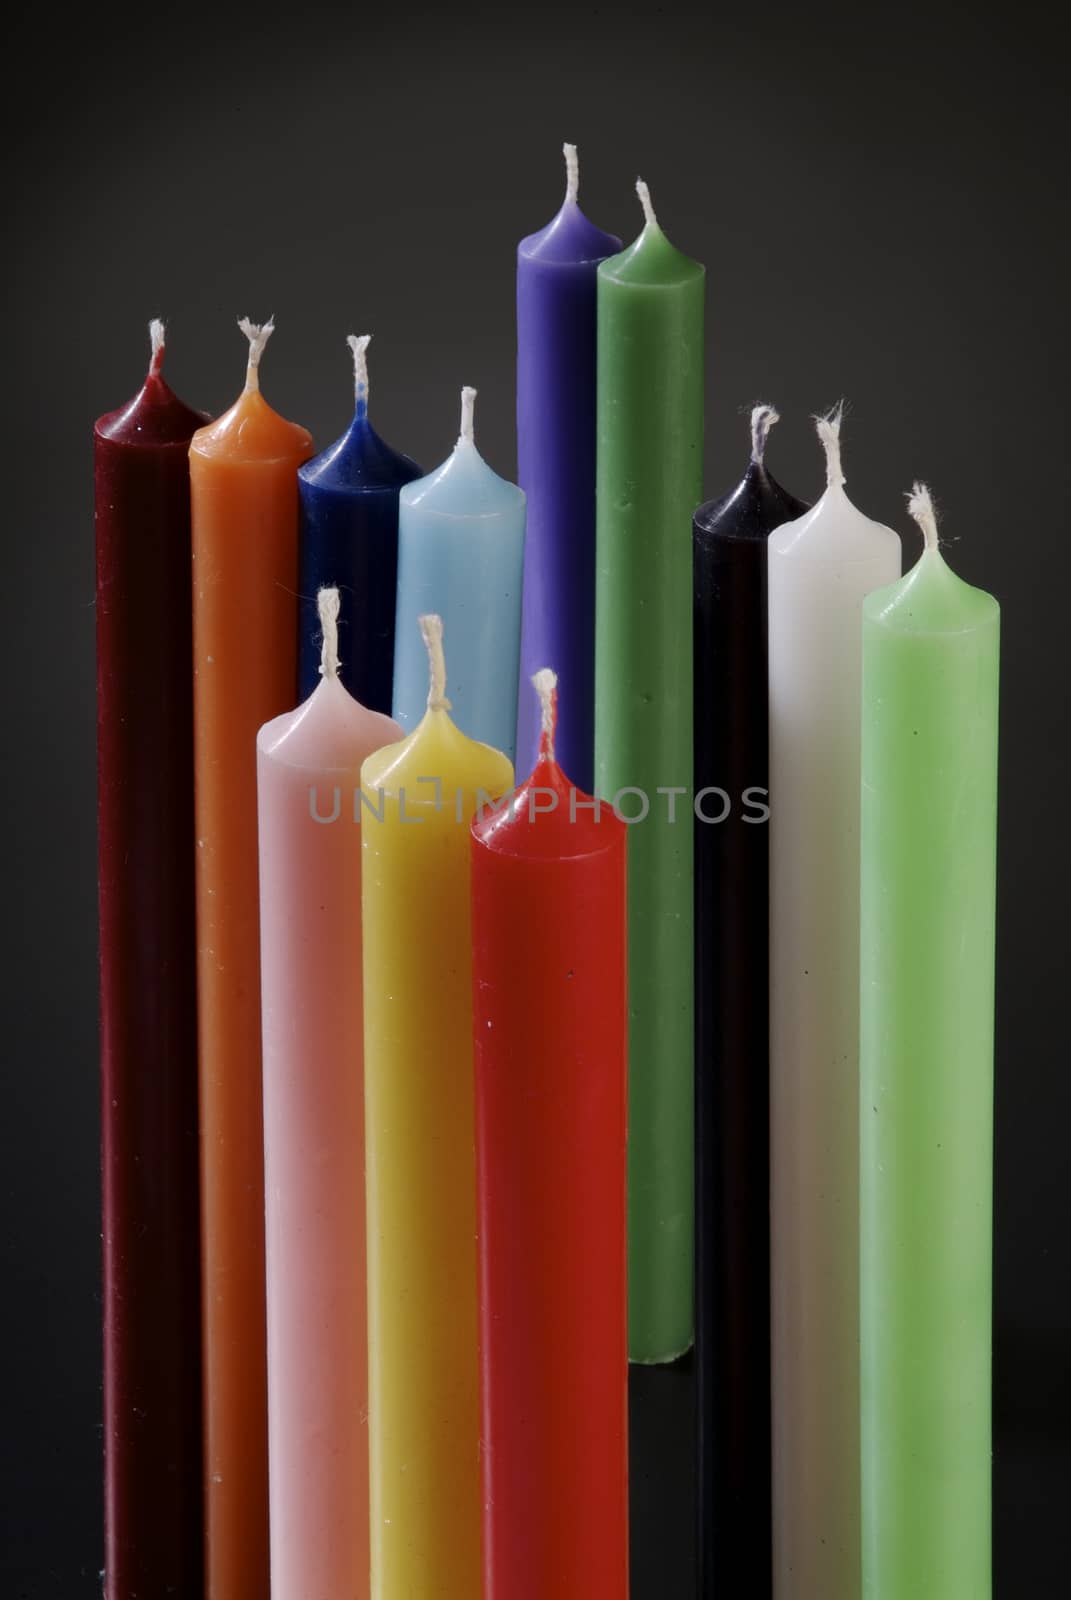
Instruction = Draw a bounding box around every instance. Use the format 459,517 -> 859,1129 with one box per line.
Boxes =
258,589 -> 401,1600
297,335 -> 421,709
768,412 -> 901,1600
515,144 -> 620,787
190,318 -> 313,1600
473,671 -> 629,1600
362,616 -> 513,1598
94,320 -> 204,1600
692,406 -> 807,1598
596,179 -> 704,1362
860,487 -> 999,1600
391,387 -> 526,761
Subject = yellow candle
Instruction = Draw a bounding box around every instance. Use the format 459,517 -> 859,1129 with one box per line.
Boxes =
361,614 -> 513,1598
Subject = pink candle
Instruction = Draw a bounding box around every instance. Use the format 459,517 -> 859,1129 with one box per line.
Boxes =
257,588 -> 400,1600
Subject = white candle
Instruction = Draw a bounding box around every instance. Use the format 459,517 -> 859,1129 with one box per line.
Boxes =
768,410 -> 901,1600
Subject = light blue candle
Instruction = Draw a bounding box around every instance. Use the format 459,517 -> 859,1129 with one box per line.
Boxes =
392,388 -> 526,758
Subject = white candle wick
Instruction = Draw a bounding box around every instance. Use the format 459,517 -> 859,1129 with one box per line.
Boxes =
238,315 -> 275,392
564,142 -> 579,205
636,178 -> 657,230
532,667 -> 558,761
907,481 -> 941,552
459,385 -> 477,446
347,333 -> 371,407
318,586 -> 341,679
149,317 -> 166,376
750,403 -> 780,465
420,613 -> 452,712
815,403 -> 846,488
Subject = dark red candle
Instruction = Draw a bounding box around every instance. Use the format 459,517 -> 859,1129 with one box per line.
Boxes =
95,321 -> 204,1599
471,671 -> 629,1600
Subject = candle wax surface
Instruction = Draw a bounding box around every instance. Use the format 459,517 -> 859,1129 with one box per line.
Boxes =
515,189 -> 620,788
596,205 -> 704,1362
860,543 -> 999,1600
297,394 -> 421,709
392,432 -> 526,762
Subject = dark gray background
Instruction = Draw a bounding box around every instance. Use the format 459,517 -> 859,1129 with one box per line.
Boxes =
3,1 -> 1068,1593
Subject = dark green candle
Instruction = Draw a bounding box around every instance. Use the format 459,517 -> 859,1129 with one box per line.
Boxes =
595,181 -> 704,1362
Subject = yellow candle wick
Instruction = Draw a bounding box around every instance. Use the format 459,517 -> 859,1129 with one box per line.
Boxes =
419,613 -> 453,712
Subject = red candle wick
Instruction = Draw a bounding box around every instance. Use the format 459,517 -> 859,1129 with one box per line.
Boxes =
534,668 -> 558,763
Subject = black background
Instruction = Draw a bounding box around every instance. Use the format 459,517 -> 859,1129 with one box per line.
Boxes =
3,1 -> 1068,1593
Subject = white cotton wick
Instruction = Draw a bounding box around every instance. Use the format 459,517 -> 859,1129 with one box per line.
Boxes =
318,587 -> 341,679
815,404 -> 846,488
459,385 -> 477,446
238,315 -> 275,392
750,403 -> 780,465
532,667 -> 558,760
420,614 -> 452,712
564,142 -> 579,205
907,481 -> 940,552
636,178 -> 657,230
149,318 -> 166,374
347,333 -> 371,404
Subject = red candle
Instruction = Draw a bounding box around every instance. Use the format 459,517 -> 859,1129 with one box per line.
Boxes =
94,320 -> 204,1599
471,670 -> 629,1600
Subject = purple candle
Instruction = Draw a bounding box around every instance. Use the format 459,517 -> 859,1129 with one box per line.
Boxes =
516,144 -> 620,789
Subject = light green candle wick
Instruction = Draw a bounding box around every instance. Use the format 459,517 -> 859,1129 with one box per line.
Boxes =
907,481 -> 941,552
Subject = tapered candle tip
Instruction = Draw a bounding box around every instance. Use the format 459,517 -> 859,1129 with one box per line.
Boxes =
907,482 -> 940,552
238,315 -> 275,391
750,404 -> 780,465
419,613 -> 452,712
318,587 -> 341,680
815,404 -> 846,488
564,142 -> 579,205
532,668 -> 558,762
460,386 -> 477,445
636,178 -> 657,230
148,318 -> 166,374
347,333 -> 371,406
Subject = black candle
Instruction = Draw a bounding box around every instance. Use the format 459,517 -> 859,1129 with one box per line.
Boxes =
692,407 -> 808,1597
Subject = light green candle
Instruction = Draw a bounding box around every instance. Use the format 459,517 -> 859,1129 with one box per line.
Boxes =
860,485 -> 999,1600
595,180 -> 704,1362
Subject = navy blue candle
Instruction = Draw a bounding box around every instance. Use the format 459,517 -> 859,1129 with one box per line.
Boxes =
298,336 -> 421,708
693,405 -> 808,1598
515,145 -> 620,790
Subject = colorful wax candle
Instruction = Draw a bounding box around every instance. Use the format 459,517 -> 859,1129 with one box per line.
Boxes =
515,145 -> 620,788
391,388 -> 526,761
693,406 -> 807,1599
767,411 -> 901,1600
860,487 -> 999,1600
473,670 -> 629,1600
94,320 -> 204,1600
595,180 -> 704,1362
362,616 -> 513,1599
190,318 -> 313,1600
297,336 -> 421,710
257,588 -> 400,1600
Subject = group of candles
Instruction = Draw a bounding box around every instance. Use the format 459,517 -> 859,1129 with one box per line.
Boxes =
94,145 -> 999,1600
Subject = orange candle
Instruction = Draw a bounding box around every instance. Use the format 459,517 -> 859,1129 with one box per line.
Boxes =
190,318 -> 313,1599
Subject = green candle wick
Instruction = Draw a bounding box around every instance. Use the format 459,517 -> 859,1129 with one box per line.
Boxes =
906,482 -> 941,553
